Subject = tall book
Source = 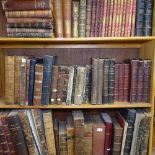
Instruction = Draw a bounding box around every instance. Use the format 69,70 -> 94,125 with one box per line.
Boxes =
8,111 -> 28,155
74,66 -> 86,104
43,110 -> 56,155
66,116 -> 74,155
59,121 -> 67,155
114,64 -> 119,102
63,0 -> 72,38
54,119 -> 59,155
5,56 -> 15,104
72,0 -> 80,37
131,0 -> 137,36
79,0 -> 87,37
41,55 -> 56,105
33,64 -> 44,106
53,0 -> 63,38
72,110 -> 84,155
101,113 -> 113,155
92,115 -> 105,155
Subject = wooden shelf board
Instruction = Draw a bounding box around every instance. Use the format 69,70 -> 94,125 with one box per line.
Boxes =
0,103 -> 151,109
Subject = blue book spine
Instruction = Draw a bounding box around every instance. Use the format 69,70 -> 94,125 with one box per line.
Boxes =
41,55 -> 56,105
28,58 -> 38,105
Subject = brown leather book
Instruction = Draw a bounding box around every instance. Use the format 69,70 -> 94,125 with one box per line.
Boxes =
2,0 -> 52,11
8,111 -> 28,155
33,64 -> 43,106
0,114 -> 16,155
43,110 -> 56,155
0,143 -> 3,155
62,0 -> 72,38
53,0 -> 63,38
5,56 -> 15,105
18,110 -> 39,155
92,115 -> 105,155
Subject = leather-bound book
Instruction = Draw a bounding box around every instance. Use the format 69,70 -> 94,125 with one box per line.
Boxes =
7,18 -> 54,29
0,118 -> 10,154
135,0 -> 145,36
59,121 -> 67,155
50,66 -> 59,104
72,110 -> 84,155
90,0 -> 96,37
54,119 -> 59,155
143,60 -> 151,103
54,0 -> 63,38
103,59 -> 110,104
14,56 -> 21,105
91,58 -> 99,104
0,114 -> 16,155
121,0 -> 127,36
43,110 -> 56,155
92,115 -> 105,155
31,109 -> 48,155
118,64 -> 125,102
130,60 -> 139,103
5,56 -> 15,104
123,64 -> 130,102
131,0 -> 137,36
101,113 -> 113,155
0,143 -> 3,155
84,115 -> 93,155
79,0 -> 87,37
119,109 -> 136,154
112,116 -> 123,155
8,111 -> 28,155
41,55 -> 56,105
66,66 -> 75,104
86,0 -> 93,37
114,64 -> 120,102
72,0 -> 80,37
18,110 -> 39,155
5,10 -> 53,18
19,57 -> 27,105
2,0 -> 53,11
108,59 -> 115,104
143,0 -> 154,36
97,59 -> 104,104
83,65 -> 91,103
63,0 -> 72,38
74,66 -> 86,105
66,116 -> 74,155
33,64 -> 44,106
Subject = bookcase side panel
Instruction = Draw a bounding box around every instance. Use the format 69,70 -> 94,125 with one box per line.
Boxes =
0,48 -> 4,98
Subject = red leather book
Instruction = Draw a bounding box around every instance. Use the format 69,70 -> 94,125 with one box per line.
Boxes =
101,113 -> 113,155
121,0 -> 127,36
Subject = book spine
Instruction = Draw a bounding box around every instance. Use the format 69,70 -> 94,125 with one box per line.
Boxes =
130,60 -> 139,103
114,64 -> 119,102
86,0 -> 93,37
97,59 -> 104,104
72,1 -> 79,38
41,55 -> 55,105
143,60 -> 152,103
103,59 -> 110,104
91,58 -> 99,104
108,59 -> 115,104
63,0 -> 72,38
74,67 -> 86,104
79,0 -> 87,37
53,0 -> 63,38
5,10 -> 53,18
121,0 -> 127,36
33,64 -> 43,106
5,56 -> 15,104
8,114 -> 28,155
131,0 -> 137,36
28,59 -> 37,105
90,0 -> 96,37
50,66 -> 59,104
102,0 -> 108,36
53,119 -> 59,155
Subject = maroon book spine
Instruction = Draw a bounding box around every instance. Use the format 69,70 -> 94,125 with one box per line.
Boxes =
114,64 -> 119,102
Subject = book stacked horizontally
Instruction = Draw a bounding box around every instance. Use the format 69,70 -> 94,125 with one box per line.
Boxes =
0,109 -> 151,155
4,55 -> 152,105
1,0 -> 54,38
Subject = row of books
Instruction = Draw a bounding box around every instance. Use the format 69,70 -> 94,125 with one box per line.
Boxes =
5,55 -> 151,105
1,0 -> 154,38
0,109 -> 151,155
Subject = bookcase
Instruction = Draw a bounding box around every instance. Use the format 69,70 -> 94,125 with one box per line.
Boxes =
0,1 -> 155,155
